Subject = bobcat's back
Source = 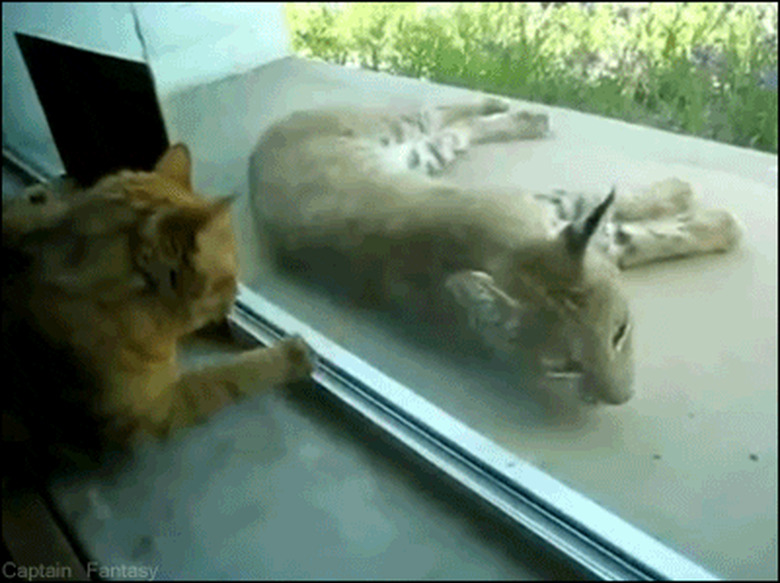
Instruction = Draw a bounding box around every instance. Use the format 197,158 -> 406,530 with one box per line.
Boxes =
252,105 -> 552,308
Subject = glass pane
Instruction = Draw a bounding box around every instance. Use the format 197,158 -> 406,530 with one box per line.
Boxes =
28,4 -> 772,580
154,50 -> 777,579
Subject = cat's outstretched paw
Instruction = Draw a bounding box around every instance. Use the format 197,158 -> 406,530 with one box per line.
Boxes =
278,335 -> 316,381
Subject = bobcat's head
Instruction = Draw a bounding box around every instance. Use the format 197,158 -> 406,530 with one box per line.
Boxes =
507,189 -> 634,404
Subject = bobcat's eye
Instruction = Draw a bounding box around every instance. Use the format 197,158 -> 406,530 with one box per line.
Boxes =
169,269 -> 179,291
613,319 -> 630,351
615,225 -> 632,246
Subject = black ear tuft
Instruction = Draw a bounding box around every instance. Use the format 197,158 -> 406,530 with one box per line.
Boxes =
562,187 -> 615,257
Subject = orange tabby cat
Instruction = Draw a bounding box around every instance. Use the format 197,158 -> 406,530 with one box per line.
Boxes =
3,145 -> 313,472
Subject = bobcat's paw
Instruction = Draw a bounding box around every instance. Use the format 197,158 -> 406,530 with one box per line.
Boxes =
510,111 -> 549,138
680,208 -> 741,252
614,178 -> 695,222
480,97 -> 511,115
278,335 -> 316,381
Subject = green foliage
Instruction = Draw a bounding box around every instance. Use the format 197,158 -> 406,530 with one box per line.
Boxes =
285,2 -> 778,153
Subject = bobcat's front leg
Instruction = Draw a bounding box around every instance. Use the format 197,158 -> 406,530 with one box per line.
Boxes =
613,209 -> 741,269
610,179 -> 740,269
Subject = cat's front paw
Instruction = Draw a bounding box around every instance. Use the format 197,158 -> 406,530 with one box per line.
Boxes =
278,335 -> 316,381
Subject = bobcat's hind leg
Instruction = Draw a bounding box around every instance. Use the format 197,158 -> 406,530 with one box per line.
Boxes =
465,109 -> 550,144
411,101 -> 508,176
416,98 -> 547,176
430,97 -> 511,128
414,131 -> 471,176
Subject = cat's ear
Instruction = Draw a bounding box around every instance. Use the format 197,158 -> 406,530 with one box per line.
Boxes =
144,197 -> 235,256
558,187 -> 615,260
154,144 -> 192,190
207,195 -> 236,218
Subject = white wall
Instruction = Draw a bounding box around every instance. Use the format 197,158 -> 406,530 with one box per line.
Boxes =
2,2 -> 290,179
2,3 -> 145,178
135,3 -> 291,96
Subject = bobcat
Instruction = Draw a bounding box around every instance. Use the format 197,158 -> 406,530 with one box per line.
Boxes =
3,145 -> 313,473
249,98 -> 739,405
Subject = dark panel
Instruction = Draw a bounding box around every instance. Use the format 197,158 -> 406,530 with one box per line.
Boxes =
15,32 -> 168,187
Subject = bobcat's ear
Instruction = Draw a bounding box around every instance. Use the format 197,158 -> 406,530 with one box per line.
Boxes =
154,144 -> 192,190
559,187 -> 615,259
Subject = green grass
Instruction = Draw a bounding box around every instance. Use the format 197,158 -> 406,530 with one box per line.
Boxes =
285,2 -> 778,154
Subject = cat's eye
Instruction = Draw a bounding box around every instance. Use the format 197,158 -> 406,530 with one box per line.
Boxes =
615,225 -> 631,246
169,269 -> 178,290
